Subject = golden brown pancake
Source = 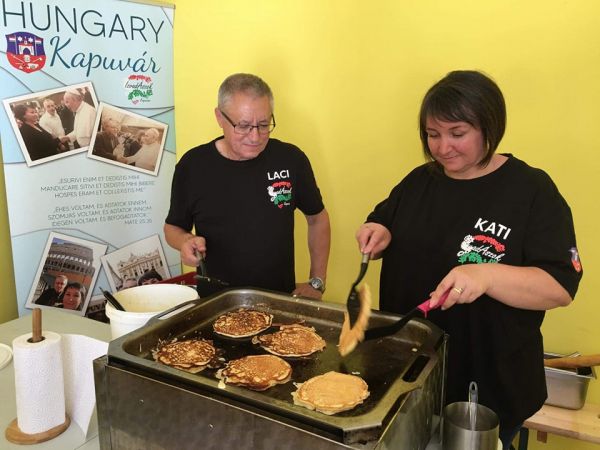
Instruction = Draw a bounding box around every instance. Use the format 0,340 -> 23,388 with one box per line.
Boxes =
216,354 -> 292,391
155,339 -> 216,373
292,371 -> 370,415
251,324 -> 326,357
213,308 -> 273,338
338,283 -> 372,357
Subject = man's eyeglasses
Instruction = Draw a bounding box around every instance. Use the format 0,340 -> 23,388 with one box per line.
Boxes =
219,110 -> 276,135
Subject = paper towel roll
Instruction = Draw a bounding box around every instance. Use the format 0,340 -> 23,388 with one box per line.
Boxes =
12,331 -> 66,434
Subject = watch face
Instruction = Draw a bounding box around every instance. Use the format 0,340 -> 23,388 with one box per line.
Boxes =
310,278 -> 324,291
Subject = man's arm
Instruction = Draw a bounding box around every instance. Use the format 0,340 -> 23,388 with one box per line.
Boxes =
164,223 -> 205,266
292,209 -> 331,300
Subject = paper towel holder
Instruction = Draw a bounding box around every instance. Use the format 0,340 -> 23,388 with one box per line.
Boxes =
5,308 -> 70,444
27,308 -> 45,344
5,416 -> 71,445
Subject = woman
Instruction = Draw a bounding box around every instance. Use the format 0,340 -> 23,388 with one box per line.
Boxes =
356,70 -> 582,449
60,282 -> 86,311
13,103 -> 60,161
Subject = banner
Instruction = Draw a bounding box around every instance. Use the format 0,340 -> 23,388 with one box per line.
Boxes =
0,0 -> 179,319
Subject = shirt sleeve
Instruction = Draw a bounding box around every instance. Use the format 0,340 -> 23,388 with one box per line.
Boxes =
366,180 -> 406,228
294,149 -> 325,216
523,170 -> 582,298
165,156 -> 193,231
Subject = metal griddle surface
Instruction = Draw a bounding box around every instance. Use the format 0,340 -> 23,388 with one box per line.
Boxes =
107,288 -> 443,443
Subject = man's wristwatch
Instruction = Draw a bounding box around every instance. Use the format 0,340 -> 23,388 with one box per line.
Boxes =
308,277 -> 325,293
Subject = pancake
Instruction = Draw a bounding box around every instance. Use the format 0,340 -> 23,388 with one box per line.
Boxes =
216,354 -> 292,391
213,308 -> 273,338
251,324 -> 326,357
155,338 -> 216,373
292,371 -> 370,415
338,283 -> 372,357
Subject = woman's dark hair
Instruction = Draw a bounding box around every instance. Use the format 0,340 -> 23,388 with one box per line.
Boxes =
138,269 -> 163,284
64,282 -> 86,296
13,103 -> 33,121
419,70 -> 506,168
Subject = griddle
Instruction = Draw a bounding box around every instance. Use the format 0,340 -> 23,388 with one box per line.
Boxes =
105,288 -> 445,445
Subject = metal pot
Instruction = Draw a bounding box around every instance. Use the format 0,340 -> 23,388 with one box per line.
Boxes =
442,401 -> 499,450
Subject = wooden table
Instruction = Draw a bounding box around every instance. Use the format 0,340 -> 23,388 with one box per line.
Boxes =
518,403 -> 600,449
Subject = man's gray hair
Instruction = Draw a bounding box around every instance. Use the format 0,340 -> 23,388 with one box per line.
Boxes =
145,127 -> 160,142
64,89 -> 83,100
218,73 -> 274,111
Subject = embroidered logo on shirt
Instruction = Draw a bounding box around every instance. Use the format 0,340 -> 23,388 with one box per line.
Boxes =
457,234 -> 506,264
569,247 -> 582,272
267,181 -> 292,208
456,217 -> 510,264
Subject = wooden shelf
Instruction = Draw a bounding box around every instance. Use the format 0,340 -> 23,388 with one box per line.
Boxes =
523,402 -> 600,444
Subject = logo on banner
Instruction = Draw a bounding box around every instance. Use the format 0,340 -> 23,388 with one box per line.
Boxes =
124,74 -> 154,104
5,32 -> 46,73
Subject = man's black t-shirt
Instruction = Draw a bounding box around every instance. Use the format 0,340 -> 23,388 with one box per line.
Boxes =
367,155 -> 582,430
166,137 -> 324,293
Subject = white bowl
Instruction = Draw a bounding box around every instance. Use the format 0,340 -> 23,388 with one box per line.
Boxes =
105,284 -> 198,339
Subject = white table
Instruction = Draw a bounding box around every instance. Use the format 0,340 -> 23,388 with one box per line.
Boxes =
0,309 -> 109,450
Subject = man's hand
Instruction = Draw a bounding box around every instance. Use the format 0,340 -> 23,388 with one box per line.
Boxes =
292,282 -> 323,300
180,235 -> 207,266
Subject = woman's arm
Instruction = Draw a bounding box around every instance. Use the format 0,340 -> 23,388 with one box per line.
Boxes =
429,263 -> 572,311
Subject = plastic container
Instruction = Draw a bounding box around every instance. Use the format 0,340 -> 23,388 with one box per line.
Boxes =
105,284 -> 198,339
544,352 -> 596,410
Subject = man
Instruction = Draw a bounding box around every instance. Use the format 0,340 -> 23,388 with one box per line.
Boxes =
35,274 -> 68,306
164,73 -> 330,299
117,127 -> 161,171
138,269 -> 163,285
38,98 -> 65,139
60,89 -> 96,148
93,117 -> 121,160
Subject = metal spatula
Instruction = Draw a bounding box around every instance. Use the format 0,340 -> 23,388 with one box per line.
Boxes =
364,289 -> 450,341
347,253 -> 370,327
193,249 -> 229,297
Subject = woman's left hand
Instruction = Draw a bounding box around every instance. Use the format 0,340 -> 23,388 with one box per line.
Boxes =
428,264 -> 492,310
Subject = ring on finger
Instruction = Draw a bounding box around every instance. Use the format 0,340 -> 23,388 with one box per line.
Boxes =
452,287 -> 464,295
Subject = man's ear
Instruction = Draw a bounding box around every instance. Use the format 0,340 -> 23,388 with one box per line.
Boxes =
214,108 -> 224,129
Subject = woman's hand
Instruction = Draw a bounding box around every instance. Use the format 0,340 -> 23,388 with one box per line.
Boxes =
356,222 -> 391,259
428,264 -> 492,310
428,263 -> 572,311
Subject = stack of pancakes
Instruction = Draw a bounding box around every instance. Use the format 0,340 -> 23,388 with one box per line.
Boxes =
155,338 -> 216,373
292,371 -> 370,415
251,324 -> 326,357
213,308 -> 273,338
216,354 -> 292,391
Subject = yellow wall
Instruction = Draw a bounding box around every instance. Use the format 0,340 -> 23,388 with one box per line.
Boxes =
171,2 -> 600,449
2,1 -> 599,448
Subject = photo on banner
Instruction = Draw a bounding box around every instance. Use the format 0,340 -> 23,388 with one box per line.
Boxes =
88,103 -> 168,177
100,234 -> 171,292
25,232 -> 108,316
2,82 -> 98,166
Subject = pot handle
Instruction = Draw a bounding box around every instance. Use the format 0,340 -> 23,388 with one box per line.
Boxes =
468,381 -> 478,405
